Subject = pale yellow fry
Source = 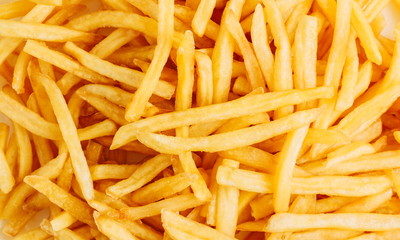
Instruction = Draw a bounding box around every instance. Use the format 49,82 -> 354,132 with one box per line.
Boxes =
13,227 -> 50,240
0,148 -> 14,194
66,10 -> 157,34
218,146 -> 274,173
192,0 -> 216,37
215,112 -> 270,134
265,213 -> 400,232
24,40 -> 112,85
249,194 -> 274,220
12,51 -> 31,94
195,51 -> 213,107
125,0 -> 175,121
351,1 -> 382,65
263,0 -> 293,118
335,189 -> 392,213
0,4 -> 55,65
50,211 -> 76,231
161,209 -> 236,240
120,194 -> 205,221
217,165 -> 391,196
106,154 -> 172,199
316,196 -> 358,213
292,15 -> 318,109
0,19 -> 94,42
64,41 -> 175,100
57,28 -> 137,95
0,0 -> 35,19
14,122 -> 33,182
102,0 -> 140,12
164,225 -> 203,240
78,93 -> 128,126
2,209 -> 36,237
137,108 -> 321,154
0,90 -> 61,140
77,119 -> 117,141
323,0 -> 352,90
285,0 -> 313,44
336,36 -> 359,111
212,0 -> 245,103
90,164 -> 138,181
326,142 -> 376,167
232,76 -> 252,96
31,67 -> 94,200
29,0 -> 63,5
90,29 -> 138,59
94,212 -> 139,240
175,30 -> 211,202
288,229 -> 363,240
45,4 -> 86,25
273,125 -> 309,213
0,123 -> 9,151
54,228 -> 86,240
216,159 -> 240,236
338,84 -> 400,138
306,149 -> 400,175
131,172 -> 197,205
226,10 -> 266,92
24,175 -> 95,227
112,86 -> 333,149
251,4 -> 274,89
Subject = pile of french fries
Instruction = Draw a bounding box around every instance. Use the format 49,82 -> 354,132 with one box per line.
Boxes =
0,0 -> 400,239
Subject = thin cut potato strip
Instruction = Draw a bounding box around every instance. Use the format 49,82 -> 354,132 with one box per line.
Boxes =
265,213 -> 400,232
112,86 -> 333,148
137,108 -> 321,153
0,19 -> 95,42
1,0 -> 400,238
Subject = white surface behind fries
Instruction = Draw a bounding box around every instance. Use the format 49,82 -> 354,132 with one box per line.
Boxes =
0,0 -> 399,239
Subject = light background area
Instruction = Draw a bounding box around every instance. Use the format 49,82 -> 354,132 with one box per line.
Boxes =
0,0 -> 399,239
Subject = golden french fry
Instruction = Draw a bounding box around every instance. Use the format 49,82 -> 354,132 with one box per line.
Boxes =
0,19 -> 95,42
50,211 -> 76,231
13,227 -> 50,240
0,0 -> 35,19
335,189 -> 392,213
0,89 -> 61,140
137,108 -> 321,154
45,4 -> 86,25
112,87 -> 333,149
24,175 -> 95,227
161,209 -> 236,240
94,211 -> 139,240
191,0 -> 216,37
195,51 -> 213,107
217,165 -> 391,196
265,213 -> 400,232
326,142 -> 376,167
125,0 -> 175,121
64,41 -> 175,100
106,154 -> 172,198
90,164 -> 138,181
29,64 -> 94,200
120,194 -> 205,221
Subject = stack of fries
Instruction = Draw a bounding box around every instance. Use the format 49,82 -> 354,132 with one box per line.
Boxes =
1,0 -> 400,239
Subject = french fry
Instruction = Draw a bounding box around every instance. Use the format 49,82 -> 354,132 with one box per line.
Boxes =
29,64 -> 94,201
0,19 -> 95,42
12,51 -> 31,94
50,211 -> 77,231
23,40 -> 113,85
90,164 -> 138,181
326,142 -> 376,167
13,227 -> 50,240
131,172 -> 197,205
45,4 -> 86,25
106,154 -> 172,199
195,51 -> 213,107
64,41 -> 175,100
217,165 -> 391,196
226,9 -> 266,92
191,0 -> 216,37
161,209 -> 236,240
335,189 -> 392,213
2,153 -> 67,220
112,87 -> 333,148
289,229 -> 363,240
0,89 -> 61,140
265,213 -> 400,232
136,108 -> 321,154
24,175 -> 95,227
120,194 -> 205,221
0,0 -> 35,19
251,4 -> 274,89
211,0 -> 245,103
94,211 -> 140,240
0,4 -> 56,66
215,159 -> 240,236
262,0 -> 293,118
